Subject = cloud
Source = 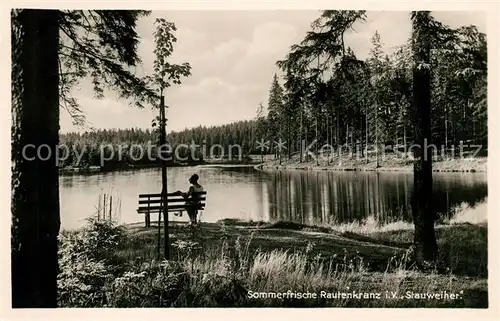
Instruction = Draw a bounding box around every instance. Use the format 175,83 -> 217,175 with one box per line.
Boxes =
164,76 -> 264,131
344,11 -> 411,60
232,21 -> 301,84
247,21 -> 298,56
159,20 -> 306,130
432,11 -> 486,31
185,38 -> 249,83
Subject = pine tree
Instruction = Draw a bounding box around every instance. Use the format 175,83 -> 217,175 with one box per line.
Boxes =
367,31 -> 389,167
267,74 -> 285,159
255,102 -> 267,162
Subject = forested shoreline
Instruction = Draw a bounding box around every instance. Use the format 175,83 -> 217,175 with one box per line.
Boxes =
59,122 -> 259,171
259,12 -> 487,165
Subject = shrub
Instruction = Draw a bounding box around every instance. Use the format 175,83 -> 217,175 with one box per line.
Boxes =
58,218 -> 125,307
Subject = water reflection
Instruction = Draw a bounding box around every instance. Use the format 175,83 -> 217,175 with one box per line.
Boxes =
261,170 -> 488,226
59,166 -> 487,230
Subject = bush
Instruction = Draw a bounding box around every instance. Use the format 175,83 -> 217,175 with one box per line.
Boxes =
106,260 -> 189,307
58,245 -> 111,307
58,218 -> 125,307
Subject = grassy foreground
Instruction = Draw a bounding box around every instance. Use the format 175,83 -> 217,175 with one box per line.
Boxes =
57,204 -> 487,308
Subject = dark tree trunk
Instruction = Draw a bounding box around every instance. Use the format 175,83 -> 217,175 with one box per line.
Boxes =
444,104 -> 448,158
359,110 -> 364,158
304,115 -> 308,162
11,9 -> 61,307
326,115 -> 330,161
330,114 -> 334,164
365,107 -> 369,163
315,114 -> 319,166
287,121 -> 291,159
350,114 -> 355,158
336,110 -> 340,155
375,103 -> 379,168
403,121 -> 407,158
299,105 -> 303,163
411,11 -> 438,263
159,95 -> 169,260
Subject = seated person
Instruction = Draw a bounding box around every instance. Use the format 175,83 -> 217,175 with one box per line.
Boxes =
174,174 -> 204,225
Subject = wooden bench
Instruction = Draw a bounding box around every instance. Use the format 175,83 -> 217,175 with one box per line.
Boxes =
137,191 -> 207,227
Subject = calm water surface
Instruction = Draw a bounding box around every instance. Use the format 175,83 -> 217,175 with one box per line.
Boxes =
59,166 -> 488,230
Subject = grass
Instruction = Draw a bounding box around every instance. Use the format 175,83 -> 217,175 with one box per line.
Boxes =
57,200 -> 488,308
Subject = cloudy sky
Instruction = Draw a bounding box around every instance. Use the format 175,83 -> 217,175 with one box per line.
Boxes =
60,10 -> 487,133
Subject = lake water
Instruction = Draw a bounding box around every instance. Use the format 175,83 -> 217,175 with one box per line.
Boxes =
59,166 -> 488,230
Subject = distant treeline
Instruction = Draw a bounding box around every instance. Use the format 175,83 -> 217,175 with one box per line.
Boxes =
59,120 -> 263,169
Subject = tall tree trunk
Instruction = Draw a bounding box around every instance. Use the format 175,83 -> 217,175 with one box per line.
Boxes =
287,121 -> 292,160
330,114 -> 334,164
394,127 -> 398,156
472,120 -> 476,145
299,105 -> 303,163
345,123 -> 349,158
279,126 -> 282,165
411,11 -> 438,263
331,114 -> 334,163
350,116 -> 354,158
452,113 -> 457,156
326,115 -> 330,162
336,110 -> 340,157
11,9 -> 61,307
403,121 -> 407,159
159,95 -> 169,260
375,103 -> 379,168
365,105 -> 369,163
304,113 -> 308,162
462,99 -> 467,145
315,113 -> 319,166
444,105 -> 448,158
359,110 -> 364,158
345,124 -> 348,146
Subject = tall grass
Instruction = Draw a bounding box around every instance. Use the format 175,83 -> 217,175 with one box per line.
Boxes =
329,215 -> 414,234
57,216 -> 487,308
447,198 -> 487,224
95,189 -> 122,223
